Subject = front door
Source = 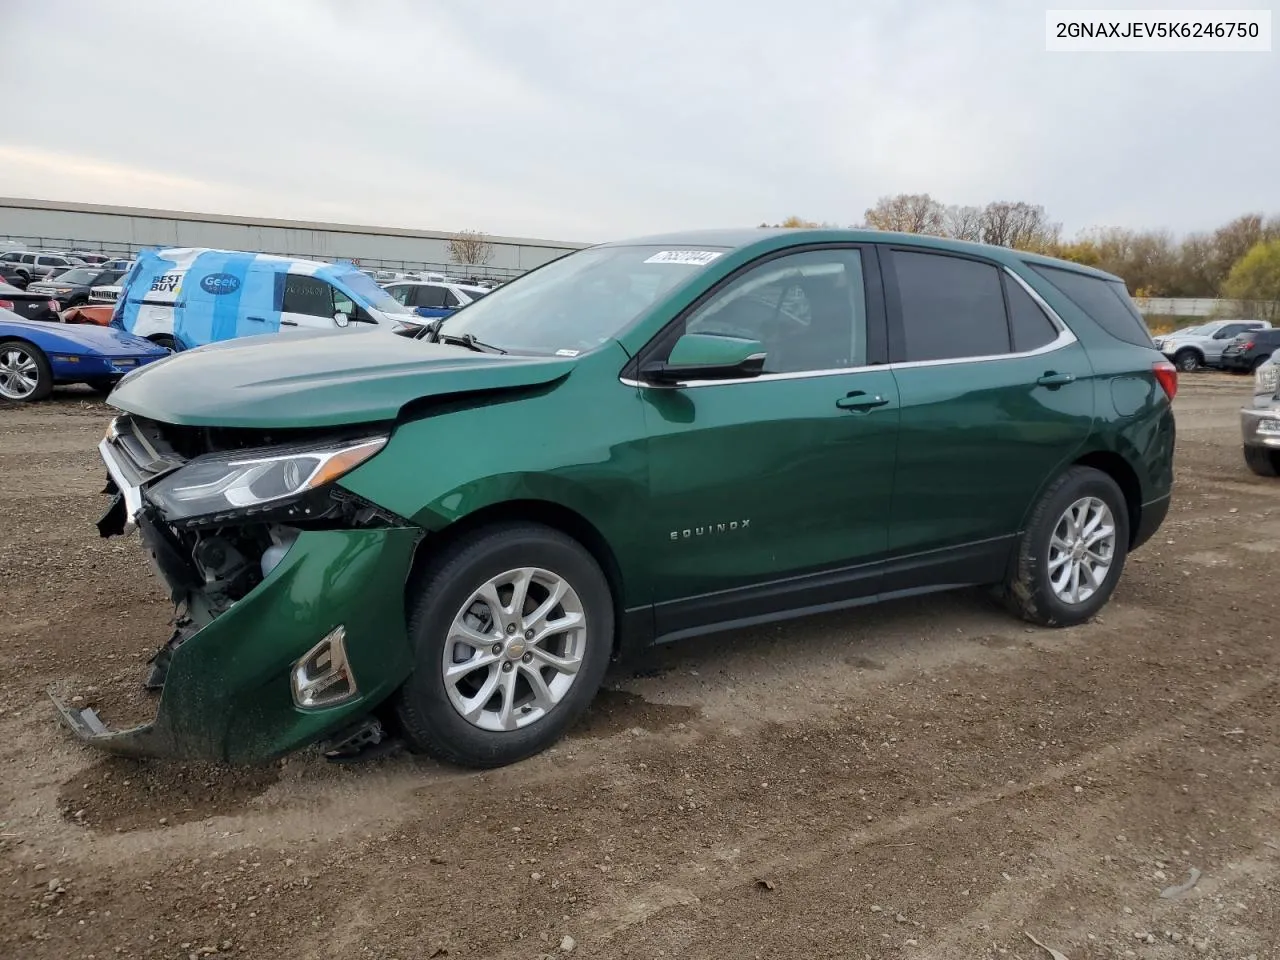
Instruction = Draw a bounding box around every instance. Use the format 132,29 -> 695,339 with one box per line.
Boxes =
280,274 -> 360,332
638,246 -> 900,639
881,247 -> 1095,590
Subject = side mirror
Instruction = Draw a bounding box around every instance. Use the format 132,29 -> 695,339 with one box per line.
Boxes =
640,333 -> 766,384
333,311 -> 350,328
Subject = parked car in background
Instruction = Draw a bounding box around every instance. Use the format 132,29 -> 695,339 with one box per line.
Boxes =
383,279 -> 490,319
0,281 -> 62,322
59,228 -> 1175,768
1241,352 -> 1280,476
70,252 -> 111,265
0,262 -> 30,289
0,309 -> 170,402
1153,318 -> 1273,371
0,250 -> 82,282
1221,328 -> 1280,373
26,266 -> 127,308
110,247 -> 421,349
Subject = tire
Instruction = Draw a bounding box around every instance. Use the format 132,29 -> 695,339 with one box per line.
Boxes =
392,522 -> 614,768
85,377 -> 118,394
1001,466 -> 1130,627
1173,349 -> 1201,373
66,295 -> 88,309
0,339 -> 54,402
148,334 -> 179,351
1244,446 -> 1280,477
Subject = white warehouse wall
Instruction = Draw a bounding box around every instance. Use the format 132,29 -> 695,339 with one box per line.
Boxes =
0,197 -> 589,277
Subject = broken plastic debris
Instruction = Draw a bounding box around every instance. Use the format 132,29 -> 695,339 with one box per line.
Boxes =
1160,867 -> 1203,900
1025,931 -> 1070,960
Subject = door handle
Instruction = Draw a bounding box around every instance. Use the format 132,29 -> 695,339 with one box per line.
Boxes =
246,315 -> 267,323
1036,371 -> 1076,387
280,319 -> 298,327
836,390 -> 890,411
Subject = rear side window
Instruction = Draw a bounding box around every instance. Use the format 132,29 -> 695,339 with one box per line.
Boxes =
416,284 -> 448,308
892,251 -> 1009,362
1004,278 -> 1059,352
1030,264 -> 1153,347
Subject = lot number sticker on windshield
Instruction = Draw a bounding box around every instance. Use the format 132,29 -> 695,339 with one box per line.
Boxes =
644,250 -> 724,266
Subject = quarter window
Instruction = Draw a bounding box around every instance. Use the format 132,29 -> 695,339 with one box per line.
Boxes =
682,249 -> 869,374
892,251 -> 1009,362
1005,277 -> 1059,352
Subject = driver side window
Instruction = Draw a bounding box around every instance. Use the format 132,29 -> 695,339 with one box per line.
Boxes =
684,250 -> 868,374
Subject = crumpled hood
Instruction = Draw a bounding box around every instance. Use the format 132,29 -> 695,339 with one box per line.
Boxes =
107,327 -> 576,428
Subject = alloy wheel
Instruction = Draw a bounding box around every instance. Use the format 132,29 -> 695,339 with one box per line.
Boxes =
441,567 -> 587,732
0,346 -> 40,400
1047,496 -> 1116,605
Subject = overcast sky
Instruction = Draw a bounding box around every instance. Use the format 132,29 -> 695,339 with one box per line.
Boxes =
0,0 -> 1275,242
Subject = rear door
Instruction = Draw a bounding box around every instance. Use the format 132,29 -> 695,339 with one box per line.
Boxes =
882,247 -> 1094,590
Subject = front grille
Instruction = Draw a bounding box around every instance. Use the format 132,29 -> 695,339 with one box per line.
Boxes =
90,288 -> 119,303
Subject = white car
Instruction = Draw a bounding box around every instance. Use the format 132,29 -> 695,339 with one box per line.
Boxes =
382,279 -> 491,320
1153,318 -> 1273,372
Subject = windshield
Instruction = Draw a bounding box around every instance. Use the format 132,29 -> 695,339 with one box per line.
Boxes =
51,268 -> 99,284
440,245 -> 729,354
335,269 -> 413,316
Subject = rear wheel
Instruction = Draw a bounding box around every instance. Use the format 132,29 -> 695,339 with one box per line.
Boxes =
393,523 -> 614,768
1244,446 -> 1280,477
0,339 -> 53,402
1001,466 -> 1130,627
1173,349 -> 1201,373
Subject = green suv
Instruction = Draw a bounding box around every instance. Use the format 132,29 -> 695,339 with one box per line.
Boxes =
55,229 -> 1176,768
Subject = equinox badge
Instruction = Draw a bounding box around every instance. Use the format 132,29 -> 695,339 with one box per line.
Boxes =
669,519 -> 751,541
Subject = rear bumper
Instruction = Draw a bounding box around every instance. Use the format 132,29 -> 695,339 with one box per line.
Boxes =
51,525 -> 421,763
1131,494 -> 1170,552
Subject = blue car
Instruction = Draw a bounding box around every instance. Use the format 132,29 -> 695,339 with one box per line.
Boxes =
0,310 -> 170,403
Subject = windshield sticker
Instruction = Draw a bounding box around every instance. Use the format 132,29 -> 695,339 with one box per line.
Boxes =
555,348 -> 581,357
643,250 -> 724,266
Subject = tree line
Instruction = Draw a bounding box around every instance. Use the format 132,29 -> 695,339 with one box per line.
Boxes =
762,198 -> 1280,306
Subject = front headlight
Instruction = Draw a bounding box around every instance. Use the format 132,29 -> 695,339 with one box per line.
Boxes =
146,436 -> 387,522
1256,359 -> 1279,396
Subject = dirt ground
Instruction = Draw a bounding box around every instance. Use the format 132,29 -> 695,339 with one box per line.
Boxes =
1,375 -> 1276,960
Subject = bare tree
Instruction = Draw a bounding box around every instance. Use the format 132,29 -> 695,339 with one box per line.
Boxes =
863,193 -> 946,235
943,204 -> 983,241
979,201 -> 1060,251
448,230 -> 495,267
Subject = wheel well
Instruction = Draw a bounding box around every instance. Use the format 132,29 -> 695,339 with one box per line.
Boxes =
1074,451 -> 1142,546
1172,346 -> 1202,359
404,499 -> 628,655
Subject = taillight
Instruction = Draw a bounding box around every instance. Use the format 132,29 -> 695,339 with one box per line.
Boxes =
0,299 -> 13,311
1153,361 -> 1178,400
1241,341 -> 1255,350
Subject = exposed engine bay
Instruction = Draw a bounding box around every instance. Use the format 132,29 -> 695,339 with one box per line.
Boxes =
97,414 -> 411,685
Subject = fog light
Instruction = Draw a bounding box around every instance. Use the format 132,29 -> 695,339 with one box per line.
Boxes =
291,625 -> 357,708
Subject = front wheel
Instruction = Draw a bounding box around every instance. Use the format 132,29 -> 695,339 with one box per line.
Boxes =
0,339 -> 53,402
84,377 -> 117,394
1000,466 -> 1130,627
1244,445 -> 1280,477
393,523 -> 614,768
1173,349 -> 1201,373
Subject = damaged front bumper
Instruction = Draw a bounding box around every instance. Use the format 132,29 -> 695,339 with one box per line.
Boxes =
52,415 -> 422,763
51,525 -> 421,762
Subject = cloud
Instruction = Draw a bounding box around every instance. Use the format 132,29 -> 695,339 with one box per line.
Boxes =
0,0 -> 1275,240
